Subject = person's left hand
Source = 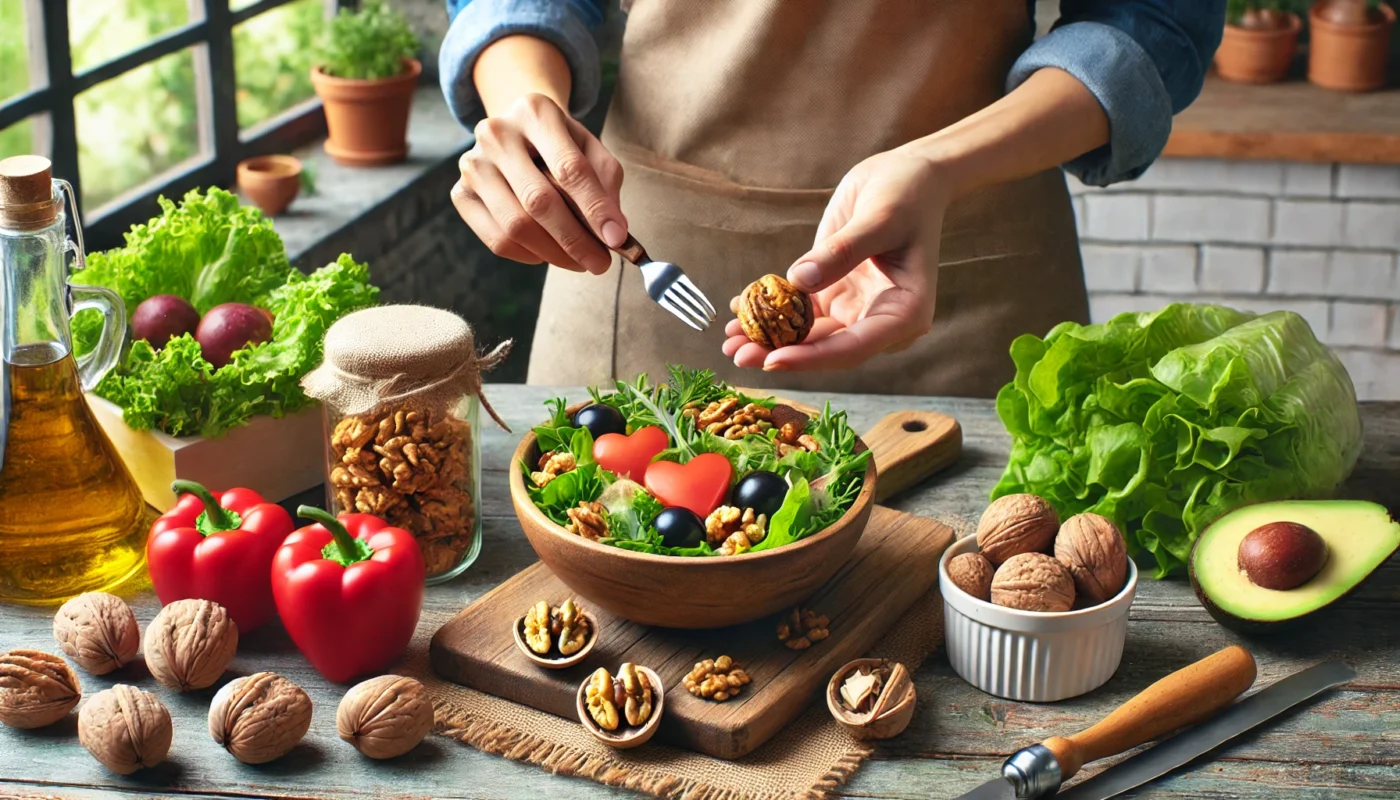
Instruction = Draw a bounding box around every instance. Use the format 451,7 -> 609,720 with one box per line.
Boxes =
723,148 -> 949,372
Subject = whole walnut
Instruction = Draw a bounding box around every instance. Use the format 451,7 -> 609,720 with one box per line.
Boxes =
209,672 -> 313,764
737,274 -> 814,348
1055,513 -> 1128,605
947,552 -> 995,601
145,598 -> 238,691
991,553 -> 1076,613
0,649 -> 81,729
976,494 -> 1059,565
78,685 -> 172,775
337,675 -> 435,760
53,592 -> 140,675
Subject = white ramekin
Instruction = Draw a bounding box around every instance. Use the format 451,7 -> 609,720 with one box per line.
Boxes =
939,535 -> 1139,702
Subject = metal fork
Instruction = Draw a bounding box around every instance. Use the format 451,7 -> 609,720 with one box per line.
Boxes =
536,161 -> 717,330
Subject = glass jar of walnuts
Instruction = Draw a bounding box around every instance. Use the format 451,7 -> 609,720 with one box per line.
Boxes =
302,305 -> 511,583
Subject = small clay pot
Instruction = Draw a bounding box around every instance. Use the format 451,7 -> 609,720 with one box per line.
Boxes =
311,58 -> 421,166
1214,13 -> 1301,84
236,155 -> 302,217
1308,1 -> 1395,92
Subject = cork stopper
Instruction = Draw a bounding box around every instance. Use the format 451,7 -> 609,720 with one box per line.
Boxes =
0,155 -> 59,230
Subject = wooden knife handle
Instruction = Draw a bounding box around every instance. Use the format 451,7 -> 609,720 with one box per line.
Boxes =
532,155 -> 648,265
1042,646 -> 1257,781
861,410 -> 962,503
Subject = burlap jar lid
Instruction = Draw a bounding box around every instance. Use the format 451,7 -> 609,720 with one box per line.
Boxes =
302,304 -> 512,430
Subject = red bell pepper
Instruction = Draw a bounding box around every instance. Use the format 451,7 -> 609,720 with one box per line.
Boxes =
147,480 -> 295,633
271,506 -> 425,683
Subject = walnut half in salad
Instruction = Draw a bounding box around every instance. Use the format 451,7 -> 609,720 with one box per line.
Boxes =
520,366 -> 870,557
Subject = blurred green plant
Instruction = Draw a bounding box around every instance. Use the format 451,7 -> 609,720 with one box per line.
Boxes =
315,1 -> 420,80
0,0 -> 35,159
234,0 -> 323,129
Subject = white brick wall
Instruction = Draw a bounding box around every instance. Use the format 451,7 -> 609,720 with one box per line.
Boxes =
1071,158 -> 1400,400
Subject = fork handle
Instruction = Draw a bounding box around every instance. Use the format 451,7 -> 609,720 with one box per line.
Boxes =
533,156 -> 649,266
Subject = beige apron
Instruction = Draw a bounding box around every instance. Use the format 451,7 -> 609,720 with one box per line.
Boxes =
527,0 -> 1088,397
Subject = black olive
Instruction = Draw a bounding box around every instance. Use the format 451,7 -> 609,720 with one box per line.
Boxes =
572,403 -> 627,439
732,470 -> 789,519
655,507 -> 706,549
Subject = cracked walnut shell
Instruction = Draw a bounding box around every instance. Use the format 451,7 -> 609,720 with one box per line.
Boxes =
78,685 -> 172,775
976,494 -> 1059,565
53,592 -> 140,676
947,552 -> 995,602
209,672 -> 313,764
1055,512 -> 1128,605
738,274 -> 813,348
991,552 -> 1076,612
144,598 -> 238,692
0,649 -> 81,729
337,675 -> 435,759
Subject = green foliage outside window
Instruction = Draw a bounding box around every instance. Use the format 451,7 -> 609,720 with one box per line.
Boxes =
315,2 -> 420,81
0,0 -> 35,159
235,0 -> 324,130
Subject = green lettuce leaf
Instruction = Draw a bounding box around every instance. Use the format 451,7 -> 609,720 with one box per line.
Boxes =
992,303 -> 1361,577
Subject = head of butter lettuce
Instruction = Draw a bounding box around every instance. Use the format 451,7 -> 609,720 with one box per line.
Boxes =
71,187 -> 379,438
992,303 -> 1361,578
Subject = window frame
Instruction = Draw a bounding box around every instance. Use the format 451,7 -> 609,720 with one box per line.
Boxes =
0,0 -> 351,250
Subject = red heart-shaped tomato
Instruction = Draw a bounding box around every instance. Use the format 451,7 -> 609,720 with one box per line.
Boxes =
593,426 -> 668,480
644,453 -> 734,518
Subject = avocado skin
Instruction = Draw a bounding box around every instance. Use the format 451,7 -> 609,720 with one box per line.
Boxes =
1188,500 -> 1400,635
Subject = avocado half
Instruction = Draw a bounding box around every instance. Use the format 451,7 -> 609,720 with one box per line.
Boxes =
1189,500 -> 1400,633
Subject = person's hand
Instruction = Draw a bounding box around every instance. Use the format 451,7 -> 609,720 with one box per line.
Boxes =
451,93 -> 626,274
723,149 -> 948,371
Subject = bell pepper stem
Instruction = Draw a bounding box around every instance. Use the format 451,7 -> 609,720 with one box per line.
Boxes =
171,479 -> 237,532
296,505 -> 369,565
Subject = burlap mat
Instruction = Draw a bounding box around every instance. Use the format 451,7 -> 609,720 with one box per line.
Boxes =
397,514 -> 976,800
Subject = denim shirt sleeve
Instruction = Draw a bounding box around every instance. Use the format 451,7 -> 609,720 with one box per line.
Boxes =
439,0 -> 607,129
1009,1 -> 1225,186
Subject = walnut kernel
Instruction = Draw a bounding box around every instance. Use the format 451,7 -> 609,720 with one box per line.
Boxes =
144,598 -> 238,692
616,663 -> 653,727
776,607 -> 830,650
0,649 -> 81,729
585,668 -> 620,731
337,675 -> 435,759
53,592 -> 140,676
738,274 -> 814,348
78,685 -> 172,774
554,599 -> 590,656
565,501 -> 608,541
991,552 -> 1076,612
531,451 -> 576,488
523,601 -> 553,655
684,397 -> 774,439
209,672 -> 313,764
947,552 -> 995,601
1055,513 -> 1128,605
683,655 -> 752,702
976,494 -> 1059,565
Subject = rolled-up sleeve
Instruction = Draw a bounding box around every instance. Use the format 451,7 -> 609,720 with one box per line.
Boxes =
1008,1 -> 1225,186
439,0 -> 607,129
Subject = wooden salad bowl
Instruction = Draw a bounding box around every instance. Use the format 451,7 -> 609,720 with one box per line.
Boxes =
509,402 -> 961,629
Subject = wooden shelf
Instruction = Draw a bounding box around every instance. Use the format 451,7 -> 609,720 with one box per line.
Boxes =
1164,73 -> 1400,164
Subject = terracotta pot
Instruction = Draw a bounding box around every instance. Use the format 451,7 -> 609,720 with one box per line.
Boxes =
1215,13 -> 1302,83
1308,2 -> 1395,91
311,58 -> 421,166
236,155 -> 301,217
509,404 -> 879,629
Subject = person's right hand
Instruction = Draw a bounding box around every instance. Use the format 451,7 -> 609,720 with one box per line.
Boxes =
451,93 -> 627,274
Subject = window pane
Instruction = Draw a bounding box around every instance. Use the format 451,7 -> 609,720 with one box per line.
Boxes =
69,0 -> 192,73
75,48 -> 202,210
0,115 -> 48,160
234,0 -> 323,129
0,0 -> 40,103
230,0 -> 260,10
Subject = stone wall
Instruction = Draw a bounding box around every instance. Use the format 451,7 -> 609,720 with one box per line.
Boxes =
1069,160 -> 1400,401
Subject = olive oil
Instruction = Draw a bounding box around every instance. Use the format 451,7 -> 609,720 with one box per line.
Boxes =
0,343 -> 149,604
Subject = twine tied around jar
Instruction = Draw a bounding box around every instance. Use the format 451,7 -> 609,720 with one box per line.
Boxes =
301,304 -> 513,431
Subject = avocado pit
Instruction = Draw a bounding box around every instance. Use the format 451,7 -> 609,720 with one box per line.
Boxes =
1238,521 -> 1328,591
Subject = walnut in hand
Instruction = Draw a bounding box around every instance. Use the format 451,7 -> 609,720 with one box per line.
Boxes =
737,274 -> 814,348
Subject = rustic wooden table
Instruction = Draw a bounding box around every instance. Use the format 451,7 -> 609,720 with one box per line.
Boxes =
2,387 -> 1397,800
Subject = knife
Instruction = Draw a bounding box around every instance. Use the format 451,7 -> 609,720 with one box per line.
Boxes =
956,645 -> 1349,799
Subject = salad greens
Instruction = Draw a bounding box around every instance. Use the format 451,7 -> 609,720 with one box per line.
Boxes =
72,188 -> 379,438
992,303 -> 1361,578
522,366 -> 870,557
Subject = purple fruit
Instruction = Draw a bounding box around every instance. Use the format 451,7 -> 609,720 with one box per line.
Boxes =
196,302 -> 273,368
131,294 -> 200,349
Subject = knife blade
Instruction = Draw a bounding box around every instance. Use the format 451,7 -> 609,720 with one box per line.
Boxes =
1057,660 -> 1356,800
954,657 -> 1354,800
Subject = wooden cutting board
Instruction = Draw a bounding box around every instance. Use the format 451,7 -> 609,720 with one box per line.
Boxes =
430,410 -> 961,760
